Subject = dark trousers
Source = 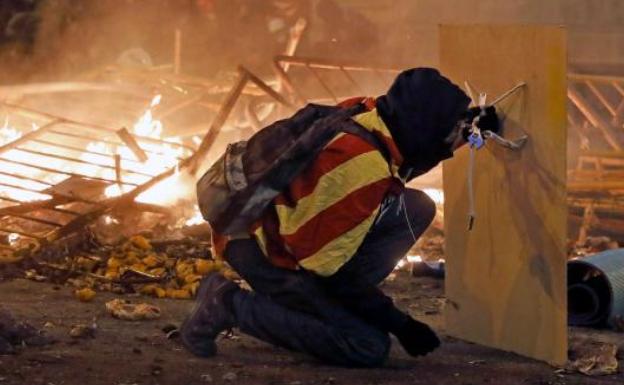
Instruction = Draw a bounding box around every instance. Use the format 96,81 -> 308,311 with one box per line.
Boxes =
225,189 -> 435,367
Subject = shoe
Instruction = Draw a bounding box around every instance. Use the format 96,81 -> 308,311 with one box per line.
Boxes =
394,317 -> 441,357
180,273 -> 238,357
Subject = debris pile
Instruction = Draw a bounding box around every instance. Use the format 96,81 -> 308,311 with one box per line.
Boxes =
565,339 -> 619,376
20,233 -> 237,300
69,319 -> 97,339
105,299 -> 161,321
568,235 -> 620,259
413,228 -> 445,262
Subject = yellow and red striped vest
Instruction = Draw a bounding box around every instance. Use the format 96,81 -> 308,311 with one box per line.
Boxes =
250,106 -> 404,276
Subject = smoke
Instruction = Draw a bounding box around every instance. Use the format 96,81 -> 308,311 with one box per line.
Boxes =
0,0 -> 396,84
0,1 -> 201,83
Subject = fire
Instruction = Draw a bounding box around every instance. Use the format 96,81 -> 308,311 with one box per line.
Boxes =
184,207 -> 204,226
0,117 -> 21,144
132,95 -> 164,137
423,188 -> 444,205
101,94 -> 189,205
395,255 -> 423,270
0,94 -> 195,212
0,118 -> 53,202
7,233 -> 20,246
103,215 -> 119,225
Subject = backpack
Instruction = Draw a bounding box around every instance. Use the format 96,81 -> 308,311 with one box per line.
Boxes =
196,102 -> 390,236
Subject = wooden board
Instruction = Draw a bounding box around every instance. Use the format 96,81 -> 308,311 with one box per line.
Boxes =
440,25 -> 568,365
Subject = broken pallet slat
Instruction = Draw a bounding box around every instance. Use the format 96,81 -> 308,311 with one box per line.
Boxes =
116,127 -> 149,163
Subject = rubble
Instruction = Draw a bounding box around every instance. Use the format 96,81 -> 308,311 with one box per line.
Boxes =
9,224 -> 237,300
412,228 -> 445,262
569,235 -> 620,258
222,372 -> 238,382
69,320 -> 97,339
74,287 -> 96,302
566,339 -> 619,376
105,299 -> 161,321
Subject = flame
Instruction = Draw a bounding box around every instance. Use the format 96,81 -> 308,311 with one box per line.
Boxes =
423,188 -> 444,205
133,95 -> 163,137
69,94 -> 188,205
0,118 -> 53,202
7,233 -> 20,246
0,93 -> 204,238
103,215 -> 119,225
0,94 -> 192,210
104,94 -> 189,205
1,117 -> 21,143
184,207 -> 204,226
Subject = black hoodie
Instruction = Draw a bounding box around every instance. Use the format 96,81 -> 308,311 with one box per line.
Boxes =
376,68 -> 470,180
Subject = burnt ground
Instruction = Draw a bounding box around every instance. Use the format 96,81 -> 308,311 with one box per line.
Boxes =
0,272 -> 622,385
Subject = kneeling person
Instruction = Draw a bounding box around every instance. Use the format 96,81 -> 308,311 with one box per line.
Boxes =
181,68 -> 498,367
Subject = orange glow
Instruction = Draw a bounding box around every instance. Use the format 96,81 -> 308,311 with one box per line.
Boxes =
0,95 -> 197,219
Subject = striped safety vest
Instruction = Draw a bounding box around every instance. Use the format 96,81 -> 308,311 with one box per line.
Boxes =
249,106 -> 405,276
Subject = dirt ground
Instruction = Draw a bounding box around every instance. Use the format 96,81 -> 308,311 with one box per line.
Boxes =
0,272 -> 622,385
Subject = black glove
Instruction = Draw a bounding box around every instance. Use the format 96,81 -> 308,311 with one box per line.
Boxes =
394,317 -> 441,357
460,106 -> 500,140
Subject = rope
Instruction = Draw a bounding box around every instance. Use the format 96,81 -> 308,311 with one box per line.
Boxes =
483,130 -> 528,150
461,84 -> 528,231
467,144 -> 476,231
400,192 -> 419,244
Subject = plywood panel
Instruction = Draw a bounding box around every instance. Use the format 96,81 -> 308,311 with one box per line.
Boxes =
440,25 -> 568,365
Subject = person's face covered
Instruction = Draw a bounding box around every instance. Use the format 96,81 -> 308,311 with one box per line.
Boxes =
376,68 -> 471,167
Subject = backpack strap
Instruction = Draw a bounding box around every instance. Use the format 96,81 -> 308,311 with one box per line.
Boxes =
340,121 -> 393,166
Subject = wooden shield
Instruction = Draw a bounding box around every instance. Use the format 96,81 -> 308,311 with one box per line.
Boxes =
441,25 -> 568,365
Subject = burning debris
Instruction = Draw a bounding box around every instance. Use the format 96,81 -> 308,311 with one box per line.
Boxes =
0,40 -> 404,307
0,92 -> 200,262
0,73 -> 241,297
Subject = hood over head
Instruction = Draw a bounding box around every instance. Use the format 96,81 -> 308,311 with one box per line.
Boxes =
376,68 -> 470,177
